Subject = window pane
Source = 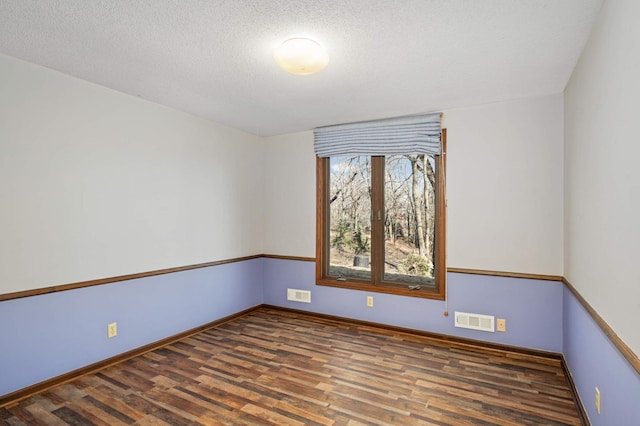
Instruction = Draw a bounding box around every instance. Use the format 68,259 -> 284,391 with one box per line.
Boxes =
328,156 -> 372,280
384,155 -> 435,286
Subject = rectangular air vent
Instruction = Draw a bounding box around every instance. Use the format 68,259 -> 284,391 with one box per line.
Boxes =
287,288 -> 311,303
454,311 -> 495,332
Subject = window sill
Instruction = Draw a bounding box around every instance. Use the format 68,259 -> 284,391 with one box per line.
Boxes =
316,278 -> 445,300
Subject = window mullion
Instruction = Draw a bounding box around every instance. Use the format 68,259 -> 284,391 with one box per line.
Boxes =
370,156 -> 385,285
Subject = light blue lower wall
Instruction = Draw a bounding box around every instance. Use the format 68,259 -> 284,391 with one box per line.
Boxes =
0,258 -> 264,397
262,258 -> 563,352
3,256 -> 639,425
563,286 -> 640,425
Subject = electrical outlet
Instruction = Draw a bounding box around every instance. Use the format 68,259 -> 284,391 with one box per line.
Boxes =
366,296 -> 374,307
595,387 -> 601,414
496,318 -> 506,332
107,322 -> 118,339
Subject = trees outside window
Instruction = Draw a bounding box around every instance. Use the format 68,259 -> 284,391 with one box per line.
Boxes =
316,133 -> 446,299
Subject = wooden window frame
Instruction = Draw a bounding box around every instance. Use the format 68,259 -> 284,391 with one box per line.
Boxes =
316,130 -> 446,299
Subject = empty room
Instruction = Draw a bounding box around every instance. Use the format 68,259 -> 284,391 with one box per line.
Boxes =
0,1 -> 638,425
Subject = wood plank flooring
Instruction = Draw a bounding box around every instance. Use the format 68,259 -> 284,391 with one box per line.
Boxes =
1,308 -> 583,425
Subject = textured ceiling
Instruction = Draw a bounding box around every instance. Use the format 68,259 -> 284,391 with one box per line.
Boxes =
0,0 -> 602,136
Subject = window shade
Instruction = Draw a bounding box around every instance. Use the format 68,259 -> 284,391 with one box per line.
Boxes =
313,113 -> 442,157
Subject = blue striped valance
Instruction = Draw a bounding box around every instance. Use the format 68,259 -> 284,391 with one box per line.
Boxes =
313,113 -> 442,157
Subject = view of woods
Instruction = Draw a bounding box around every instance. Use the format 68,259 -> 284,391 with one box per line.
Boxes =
329,154 -> 437,285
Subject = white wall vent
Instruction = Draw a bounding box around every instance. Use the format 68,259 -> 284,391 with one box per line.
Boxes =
454,311 -> 495,332
287,288 -> 311,303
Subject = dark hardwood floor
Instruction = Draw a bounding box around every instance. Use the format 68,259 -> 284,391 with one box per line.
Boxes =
1,308 -> 582,425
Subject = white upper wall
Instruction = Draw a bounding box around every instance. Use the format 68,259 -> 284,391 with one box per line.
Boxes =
564,0 -> 640,356
0,54 -> 265,295
264,94 -> 564,276
0,49 -> 567,295
263,131 -> 316,258
445,95 -> 564,275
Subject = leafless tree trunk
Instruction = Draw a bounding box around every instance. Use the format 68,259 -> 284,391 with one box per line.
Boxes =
421,155 -> 436,260
407,155 -> 426,256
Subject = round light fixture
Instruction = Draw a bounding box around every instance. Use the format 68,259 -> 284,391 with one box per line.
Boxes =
273,38 -> 329,75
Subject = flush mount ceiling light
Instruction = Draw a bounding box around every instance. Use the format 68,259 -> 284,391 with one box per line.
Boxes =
273,38 -> 329,75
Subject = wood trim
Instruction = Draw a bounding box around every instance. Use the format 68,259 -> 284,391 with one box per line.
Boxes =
563,277 -> 640,376
262,254 -> 315,262
0,264 -> 564,304
434,130 -> 447,299
268,300 -> 592,422
265,256 -> 564,284
316,155 -> 329,285
447,267 -> 563,282
0,305 -> 262,408
316,279 -> 445,299
0,254 -> 309,303
0,255 -> 263,302
314,133 -> 447,301
371,156 -> 385,285
263,304 -> 563,361
560,354 -> 591,426
2,249 -> 637,381
2,306 -> 583,424
0,300 -> 605,422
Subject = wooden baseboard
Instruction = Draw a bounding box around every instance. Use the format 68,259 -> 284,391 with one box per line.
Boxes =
561,354 -> 591,425
262,304 -> 563,361
0,305 -> 262,409
1,302 -> 589,425
266,305 -> 589,425
1,254 -> 636,419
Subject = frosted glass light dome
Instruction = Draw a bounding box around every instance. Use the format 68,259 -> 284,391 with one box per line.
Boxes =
273,38 -> 329,75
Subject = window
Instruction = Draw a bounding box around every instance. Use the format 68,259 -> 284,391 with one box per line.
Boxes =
316,131 -> 446,299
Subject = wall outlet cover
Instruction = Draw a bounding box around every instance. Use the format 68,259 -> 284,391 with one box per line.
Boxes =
107,322 -> 118,339
496,318 -> 506,332
366,296 -> 374,307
